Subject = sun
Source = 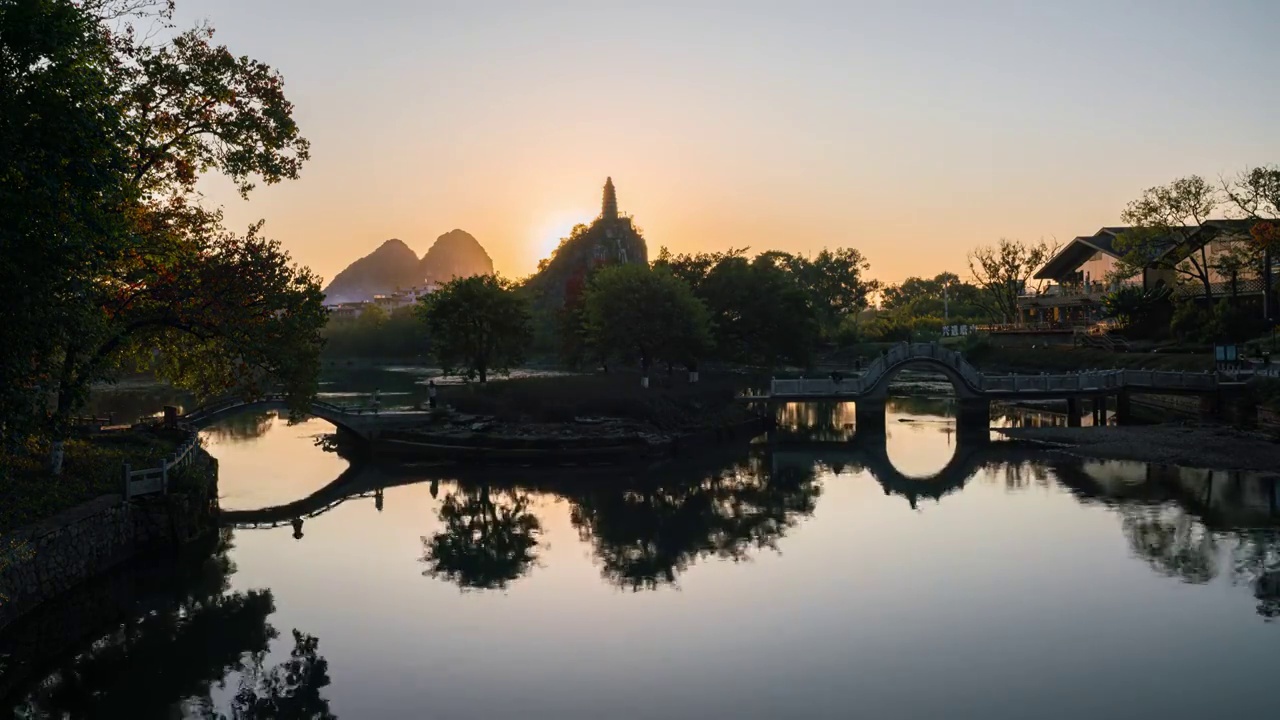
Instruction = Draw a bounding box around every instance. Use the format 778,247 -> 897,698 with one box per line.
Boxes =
534,209 -> 592,265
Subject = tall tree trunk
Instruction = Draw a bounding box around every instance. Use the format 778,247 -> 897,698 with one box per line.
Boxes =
1266,245 -> 1274,326
1200,247 -> 1213,303
47,347 -> 84,476
49,381 -> 76,476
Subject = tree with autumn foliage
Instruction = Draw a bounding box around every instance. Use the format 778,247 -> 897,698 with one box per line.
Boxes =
1223,166 -> 1280,325
1,0 -> 323,474
1,0 -> 134,452
557,261 -> 600,368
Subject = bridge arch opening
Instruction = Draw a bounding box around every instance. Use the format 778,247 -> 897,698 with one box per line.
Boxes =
199,409 -> 358,512
884,420 -> 960,480
875,359 -> 969,401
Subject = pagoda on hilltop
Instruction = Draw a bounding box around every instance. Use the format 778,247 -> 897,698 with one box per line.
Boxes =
601,176 -> 619,221
595,176 -> 637,263
524,177 -> 648,311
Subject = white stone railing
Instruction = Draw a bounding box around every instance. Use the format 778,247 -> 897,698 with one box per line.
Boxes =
122,427 -> 200,499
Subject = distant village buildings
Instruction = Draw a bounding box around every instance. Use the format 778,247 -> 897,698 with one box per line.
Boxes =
324,281 -> 441,320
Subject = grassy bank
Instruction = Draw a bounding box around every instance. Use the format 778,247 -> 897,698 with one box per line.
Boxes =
0,429 -> 205,535
439,371 -> 761,432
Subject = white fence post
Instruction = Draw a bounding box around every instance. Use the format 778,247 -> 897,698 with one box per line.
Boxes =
123,462 -> 132,499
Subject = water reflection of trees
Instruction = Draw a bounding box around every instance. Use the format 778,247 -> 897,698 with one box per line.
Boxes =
420,485 -> 542,590
567,454 -> 821,590
6,530 -> 337,718
228,630 -> 338,719
1058,460 -> 1280,621
412,450 -> 821,592
1120,506 -> 1219,584
202,410 -> 278,443
1123,505 -> 1280,621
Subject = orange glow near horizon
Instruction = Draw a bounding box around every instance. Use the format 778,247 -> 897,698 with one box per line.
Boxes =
178,1 -> 1280,288
533,207 -> 596,266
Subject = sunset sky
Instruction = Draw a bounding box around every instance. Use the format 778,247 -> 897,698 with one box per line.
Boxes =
180,0 -> 1280,286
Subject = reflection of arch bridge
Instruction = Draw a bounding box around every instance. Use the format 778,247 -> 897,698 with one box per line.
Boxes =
218,461 -> 615,531
219,464 -> 426,529
760,342 -> 1254,428
762,435 -> 1043,509
182,393 -> 432,440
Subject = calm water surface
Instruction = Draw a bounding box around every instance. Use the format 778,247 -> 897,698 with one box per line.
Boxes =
6,377 -> 1280,719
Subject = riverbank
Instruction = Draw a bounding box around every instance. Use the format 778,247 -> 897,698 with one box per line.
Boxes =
997,424 -> 1280,471
0,428 -> 190,534
0,430 -> 220,632
358,371 -> 766,462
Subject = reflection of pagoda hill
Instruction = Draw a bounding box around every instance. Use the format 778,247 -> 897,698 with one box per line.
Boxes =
238,446 -> 822,592
420,447 -> 822,591
564,451 -> 820,590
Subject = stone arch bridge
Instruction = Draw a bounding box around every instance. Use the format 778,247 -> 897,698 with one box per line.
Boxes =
181,393 -> 432,440
763,342 -> 1255,428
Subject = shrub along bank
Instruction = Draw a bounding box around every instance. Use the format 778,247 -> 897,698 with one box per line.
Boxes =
0,428 -> 208,535
438,371 -> 762,433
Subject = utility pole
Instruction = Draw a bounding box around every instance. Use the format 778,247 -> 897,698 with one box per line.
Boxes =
943,282 -> 950,324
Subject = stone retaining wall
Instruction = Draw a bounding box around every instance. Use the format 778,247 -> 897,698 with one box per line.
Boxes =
0,455 -> 218,633
0,540 -> 210,702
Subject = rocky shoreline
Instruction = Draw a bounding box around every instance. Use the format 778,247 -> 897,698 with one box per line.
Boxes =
997,424 -> 1280,471
374,412 -> 770,462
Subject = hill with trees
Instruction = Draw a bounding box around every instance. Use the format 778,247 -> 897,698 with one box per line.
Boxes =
522,179 -> 648,310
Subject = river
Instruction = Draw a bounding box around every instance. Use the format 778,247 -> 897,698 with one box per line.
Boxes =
5,371 -> 1280,719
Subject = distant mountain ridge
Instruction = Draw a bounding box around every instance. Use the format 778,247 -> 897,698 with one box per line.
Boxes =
323,230 -> 493,304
